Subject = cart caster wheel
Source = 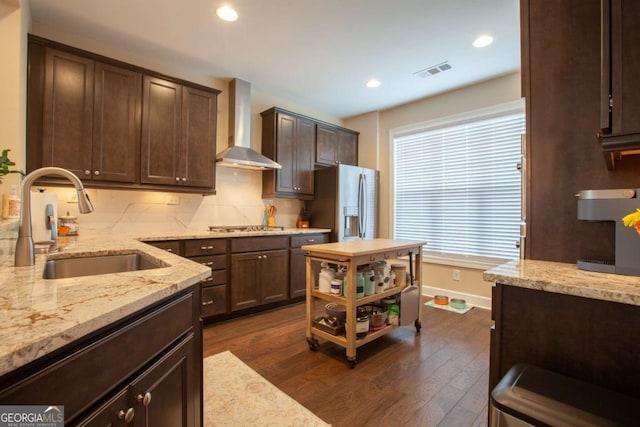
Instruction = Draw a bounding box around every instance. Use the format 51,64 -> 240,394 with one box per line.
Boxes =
307,337 -> 319,351
348,359 -> 357,369
415,319 -> 422,333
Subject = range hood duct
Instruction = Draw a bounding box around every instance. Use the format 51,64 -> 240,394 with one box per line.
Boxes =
216,78 -> 281,170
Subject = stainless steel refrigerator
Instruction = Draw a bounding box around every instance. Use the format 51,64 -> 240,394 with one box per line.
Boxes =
306,164 -> 378,242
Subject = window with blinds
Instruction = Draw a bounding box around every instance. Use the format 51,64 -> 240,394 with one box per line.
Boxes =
393,104 -> 525,262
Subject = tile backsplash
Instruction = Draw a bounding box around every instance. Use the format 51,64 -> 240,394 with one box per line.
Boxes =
5,168 -> 303,238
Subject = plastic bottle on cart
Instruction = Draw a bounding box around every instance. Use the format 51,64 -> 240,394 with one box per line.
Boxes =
318,263 -> 335,293
356,272 -> 366,298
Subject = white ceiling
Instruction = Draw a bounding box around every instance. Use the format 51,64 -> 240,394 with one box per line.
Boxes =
27,0 -> 521,119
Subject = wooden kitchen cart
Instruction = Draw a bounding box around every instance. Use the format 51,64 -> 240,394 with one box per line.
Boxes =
302,239 -> 425,367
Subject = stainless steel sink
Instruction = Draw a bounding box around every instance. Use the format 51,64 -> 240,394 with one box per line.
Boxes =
43,253 -> 166,279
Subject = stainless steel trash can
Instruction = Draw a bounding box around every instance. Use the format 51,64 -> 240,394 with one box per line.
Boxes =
490,364 -> 638,426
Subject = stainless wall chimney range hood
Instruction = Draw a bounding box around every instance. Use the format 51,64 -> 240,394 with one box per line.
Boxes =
216,78 -> 281,170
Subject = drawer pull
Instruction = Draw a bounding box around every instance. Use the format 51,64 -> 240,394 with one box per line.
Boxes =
384,254 -> 390,259
166,248 -> 173,252
137,392 -> 152,407
307,239 -> 315,243
118,408 -> 135,423
204,262 -> 214,266
369,255 -> 376,261
203,277 -> 213,282
202,300 -> 215,306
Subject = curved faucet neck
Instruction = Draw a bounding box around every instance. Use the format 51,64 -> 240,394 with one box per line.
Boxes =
15,167 -> 94,267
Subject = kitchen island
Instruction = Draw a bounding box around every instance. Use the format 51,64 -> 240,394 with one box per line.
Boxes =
484,259 -> 640,400
303,239 -> 425,367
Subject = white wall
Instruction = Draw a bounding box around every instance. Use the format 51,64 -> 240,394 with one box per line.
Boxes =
0,0 -> 29,194
344,72 -> 522,302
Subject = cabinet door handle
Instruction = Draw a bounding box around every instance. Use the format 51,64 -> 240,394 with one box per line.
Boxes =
262,255 -> 267,259
257,255 -> 262,259
94,170 -> 100,176
175,177 -> 180,182
84,170 -> 91,176
118,408 -> 135,423
137,392 -> 152,407
202,300 -> 215,306
182,177 -> 187,182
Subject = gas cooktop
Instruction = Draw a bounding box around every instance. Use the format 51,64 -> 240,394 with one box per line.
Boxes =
207,225 -> 285,233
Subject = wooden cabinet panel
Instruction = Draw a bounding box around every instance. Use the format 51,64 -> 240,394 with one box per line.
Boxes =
230,247 -> 289,311
188,254 -> 227,271
260,249 -> 288,304
338,129 -> 358,166
289,247 -> 306,299
261,108 -> 316,199
315,123 -> 359,167
275,113 -> 296,193
145,240 -> 182,255
316,124 -> 338,166
92,62 -> 140,183
28,36 -> 220,193
201,285 -> 228,317
0,290 -> 198,425
230,252 -> 262,311
76,388 -> 129,426
295,117 -> 316,194
130,334 -> 195,427
181,86 -> 217,188
230,236 -> 288,253
490,284 -> 640,399
42,48 -> 94,177
141,76 -> 182,185
289,233 -> 329,299
184,238 -> 227,256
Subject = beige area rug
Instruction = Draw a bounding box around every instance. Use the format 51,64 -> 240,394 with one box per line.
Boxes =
203,351 -> 331,427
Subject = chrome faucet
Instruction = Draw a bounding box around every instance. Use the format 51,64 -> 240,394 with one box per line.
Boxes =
14,167 -> 94,266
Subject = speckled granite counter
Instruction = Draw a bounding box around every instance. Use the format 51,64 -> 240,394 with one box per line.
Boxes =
0,227 -> 329,377
484,259 -> 640,306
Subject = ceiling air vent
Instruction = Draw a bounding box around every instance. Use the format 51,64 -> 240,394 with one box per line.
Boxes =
414,61 -> 452,78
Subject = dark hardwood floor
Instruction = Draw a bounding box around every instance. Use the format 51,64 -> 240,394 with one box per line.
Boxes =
203,302 -> 492,427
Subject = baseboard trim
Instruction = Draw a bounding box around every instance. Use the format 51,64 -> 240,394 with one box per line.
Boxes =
422,285 -> 491,310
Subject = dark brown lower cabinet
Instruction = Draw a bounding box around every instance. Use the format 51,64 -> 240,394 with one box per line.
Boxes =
229,235 -> 289,312
490,284 -> 640,401
0,287 -> 202,426
289,233 -> 330,299
78,334 -> 195,426
230,249 -> 288,311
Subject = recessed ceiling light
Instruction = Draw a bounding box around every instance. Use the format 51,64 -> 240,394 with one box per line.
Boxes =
473,34 -> 494,48
216,6 -> 238,22
366,79 -> 381,88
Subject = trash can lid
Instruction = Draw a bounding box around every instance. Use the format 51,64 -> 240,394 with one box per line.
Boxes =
491,364 -> 638,426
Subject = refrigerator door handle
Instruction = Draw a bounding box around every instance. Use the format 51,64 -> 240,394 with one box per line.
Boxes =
358,173 -> 367,238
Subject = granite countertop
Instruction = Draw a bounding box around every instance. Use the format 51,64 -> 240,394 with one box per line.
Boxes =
0,227 -> 330,378
484,259 -> 640,307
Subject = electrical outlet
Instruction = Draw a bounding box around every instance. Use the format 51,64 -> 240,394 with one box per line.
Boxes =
452,269 -> 460,281
165,195 -> 179,205
66,192 -> 78,203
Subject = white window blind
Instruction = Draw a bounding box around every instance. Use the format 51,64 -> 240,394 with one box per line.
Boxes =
393,108 -> 525,261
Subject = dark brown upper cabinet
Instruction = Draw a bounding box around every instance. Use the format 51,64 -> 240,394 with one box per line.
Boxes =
261,108 -> 315,199
315,123 -> 359,166
598,0 -> 640,169
27,35 -> 219,193
141,78 -> 217,188
34,47 -> 140,183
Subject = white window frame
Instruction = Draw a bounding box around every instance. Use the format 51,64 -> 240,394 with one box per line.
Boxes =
389,99 -> 525,269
